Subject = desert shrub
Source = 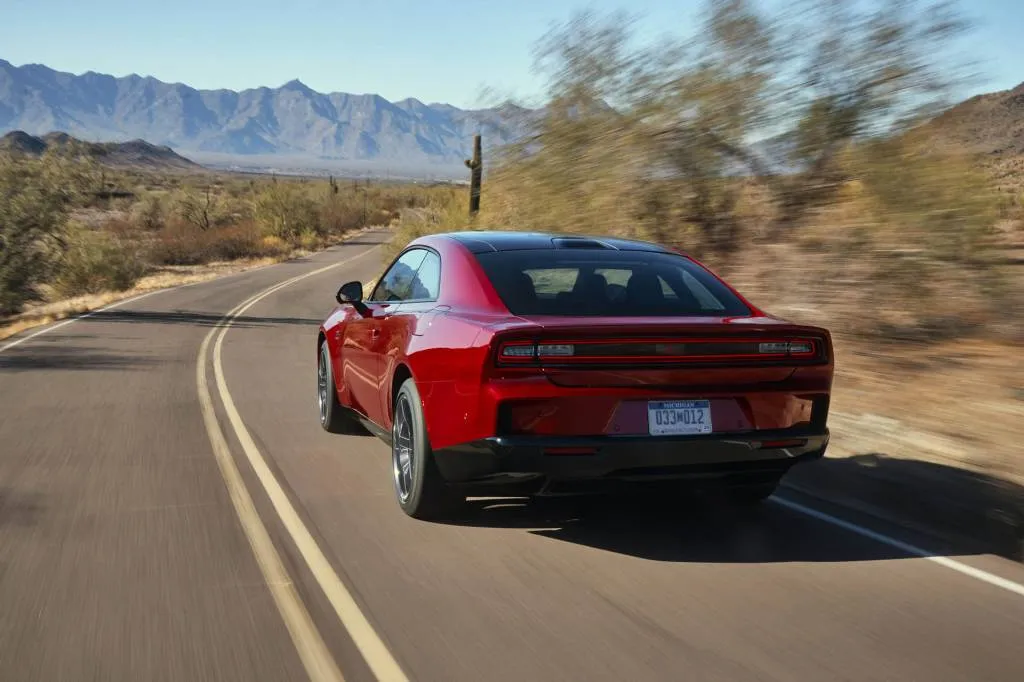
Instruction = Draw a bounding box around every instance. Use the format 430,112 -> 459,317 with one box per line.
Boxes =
148,222 -> 287,265
0,156 -> 70,315
52,226 -> 148,297
207,223 -> 287,260
318,191 -> 365,235
149,223 -> 216,265
295,229 -> 323,251
131,193 -> 165,231
385,190 -> 468,259
252,181 -> 319,240
174,186 -> 225,231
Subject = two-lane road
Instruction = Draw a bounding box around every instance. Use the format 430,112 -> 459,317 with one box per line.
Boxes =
2,230 -> 1023,681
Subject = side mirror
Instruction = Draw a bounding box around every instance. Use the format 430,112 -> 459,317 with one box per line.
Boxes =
336,280 -> 364,305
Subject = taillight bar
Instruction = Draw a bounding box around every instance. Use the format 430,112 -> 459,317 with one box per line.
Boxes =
496,337 -> 822,364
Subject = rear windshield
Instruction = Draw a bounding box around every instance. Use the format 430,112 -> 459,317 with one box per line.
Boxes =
474,249 -> 752,317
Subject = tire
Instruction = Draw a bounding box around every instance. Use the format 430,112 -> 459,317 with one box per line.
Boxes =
391,378 -> 465,520
318,342 -> 360,434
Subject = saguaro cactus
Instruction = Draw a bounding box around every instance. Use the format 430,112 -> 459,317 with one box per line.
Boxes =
465,134 -> 482,216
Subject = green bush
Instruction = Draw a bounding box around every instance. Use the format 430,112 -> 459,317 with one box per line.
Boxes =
52,227 -> 148,297
252,181 -> 319,240
0,156 -> 69,315
131,193 -> 165,231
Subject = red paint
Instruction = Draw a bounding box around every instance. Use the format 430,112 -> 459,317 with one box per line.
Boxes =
320,232 -> 834,451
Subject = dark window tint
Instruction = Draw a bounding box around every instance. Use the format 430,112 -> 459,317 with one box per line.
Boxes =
475,249 -> 751,317
370,249 -> 427,302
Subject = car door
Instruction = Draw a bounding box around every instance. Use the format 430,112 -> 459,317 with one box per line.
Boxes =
376,249 -> 443,426
342,248 -> 428,426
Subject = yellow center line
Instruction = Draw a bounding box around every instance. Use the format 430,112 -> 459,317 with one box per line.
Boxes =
198,327 -> 345,682
198,241 -> 410,682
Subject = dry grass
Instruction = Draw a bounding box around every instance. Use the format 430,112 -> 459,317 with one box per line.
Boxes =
828,338 -> 1024,480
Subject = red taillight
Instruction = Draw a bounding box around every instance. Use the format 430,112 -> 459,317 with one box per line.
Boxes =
496,337 -> 821,366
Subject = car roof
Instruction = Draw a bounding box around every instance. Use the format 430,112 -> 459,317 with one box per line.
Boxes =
436,230 -> 672,254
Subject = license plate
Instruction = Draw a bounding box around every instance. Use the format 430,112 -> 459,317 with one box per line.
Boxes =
647,400 -> 712,436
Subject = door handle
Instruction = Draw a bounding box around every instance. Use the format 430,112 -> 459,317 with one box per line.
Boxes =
370,329 -> 380,338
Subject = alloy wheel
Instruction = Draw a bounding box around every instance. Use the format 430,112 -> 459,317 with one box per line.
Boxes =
392,394 -> 415,503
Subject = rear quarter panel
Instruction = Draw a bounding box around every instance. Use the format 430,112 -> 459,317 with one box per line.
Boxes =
404,313 -> 495,450
385,236 -> 508,447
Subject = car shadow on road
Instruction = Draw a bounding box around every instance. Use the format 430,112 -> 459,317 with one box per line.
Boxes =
84,309 -> 323,329
0,345 -> 157,373
444,495 -> 907,563
0,490 -> 43,528
444,455 -> 1024,564
787,453 -> 1024,562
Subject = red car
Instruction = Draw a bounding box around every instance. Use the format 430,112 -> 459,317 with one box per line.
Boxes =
318,231 -> 832,519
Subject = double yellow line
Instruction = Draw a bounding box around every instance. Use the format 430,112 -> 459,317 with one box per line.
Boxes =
196,243 -> 409,682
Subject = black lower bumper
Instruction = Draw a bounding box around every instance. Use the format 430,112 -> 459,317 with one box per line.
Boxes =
432,429 -> 829,492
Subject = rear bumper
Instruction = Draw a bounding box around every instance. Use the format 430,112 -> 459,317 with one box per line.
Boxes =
432,428 -> 829,490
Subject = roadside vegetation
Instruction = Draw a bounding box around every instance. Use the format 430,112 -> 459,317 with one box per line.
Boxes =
384,0 -> 1024,497
393,0 -> 1019,345
0,139 -> 457,321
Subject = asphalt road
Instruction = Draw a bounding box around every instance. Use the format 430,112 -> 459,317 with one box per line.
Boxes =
2,229 -> 1023,682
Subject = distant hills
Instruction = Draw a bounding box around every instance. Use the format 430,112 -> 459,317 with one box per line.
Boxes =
926,82 -> 1024,156
0,129 -> 200,170
0,59 -> 528,176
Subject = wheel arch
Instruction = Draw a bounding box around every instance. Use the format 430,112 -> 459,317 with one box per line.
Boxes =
318,328 -> 344,404
390,362 -> 414,423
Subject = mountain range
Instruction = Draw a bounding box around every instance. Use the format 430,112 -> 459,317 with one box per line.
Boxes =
0,59 -> 528,176
0,130 -> 200,170
3,58 -> 1023,178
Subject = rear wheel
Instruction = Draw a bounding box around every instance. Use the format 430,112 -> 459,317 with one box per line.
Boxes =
318,342 -> 360,434
392,378 -> 464,520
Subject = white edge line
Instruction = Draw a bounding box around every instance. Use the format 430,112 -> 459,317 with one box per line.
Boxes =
772,496 -> 1024,598
210,244 -> 410,682
0,288 -> 171,353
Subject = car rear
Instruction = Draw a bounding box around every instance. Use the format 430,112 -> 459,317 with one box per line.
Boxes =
432,241 -> 832,497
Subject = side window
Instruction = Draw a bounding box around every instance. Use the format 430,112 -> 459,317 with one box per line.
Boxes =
370,249 -> 427,302
409,251 -> 441,301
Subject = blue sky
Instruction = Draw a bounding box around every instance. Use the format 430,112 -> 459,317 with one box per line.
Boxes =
2,0 -> 1021,107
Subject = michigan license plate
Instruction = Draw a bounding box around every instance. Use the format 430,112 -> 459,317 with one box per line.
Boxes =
647,400 -> 712,436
